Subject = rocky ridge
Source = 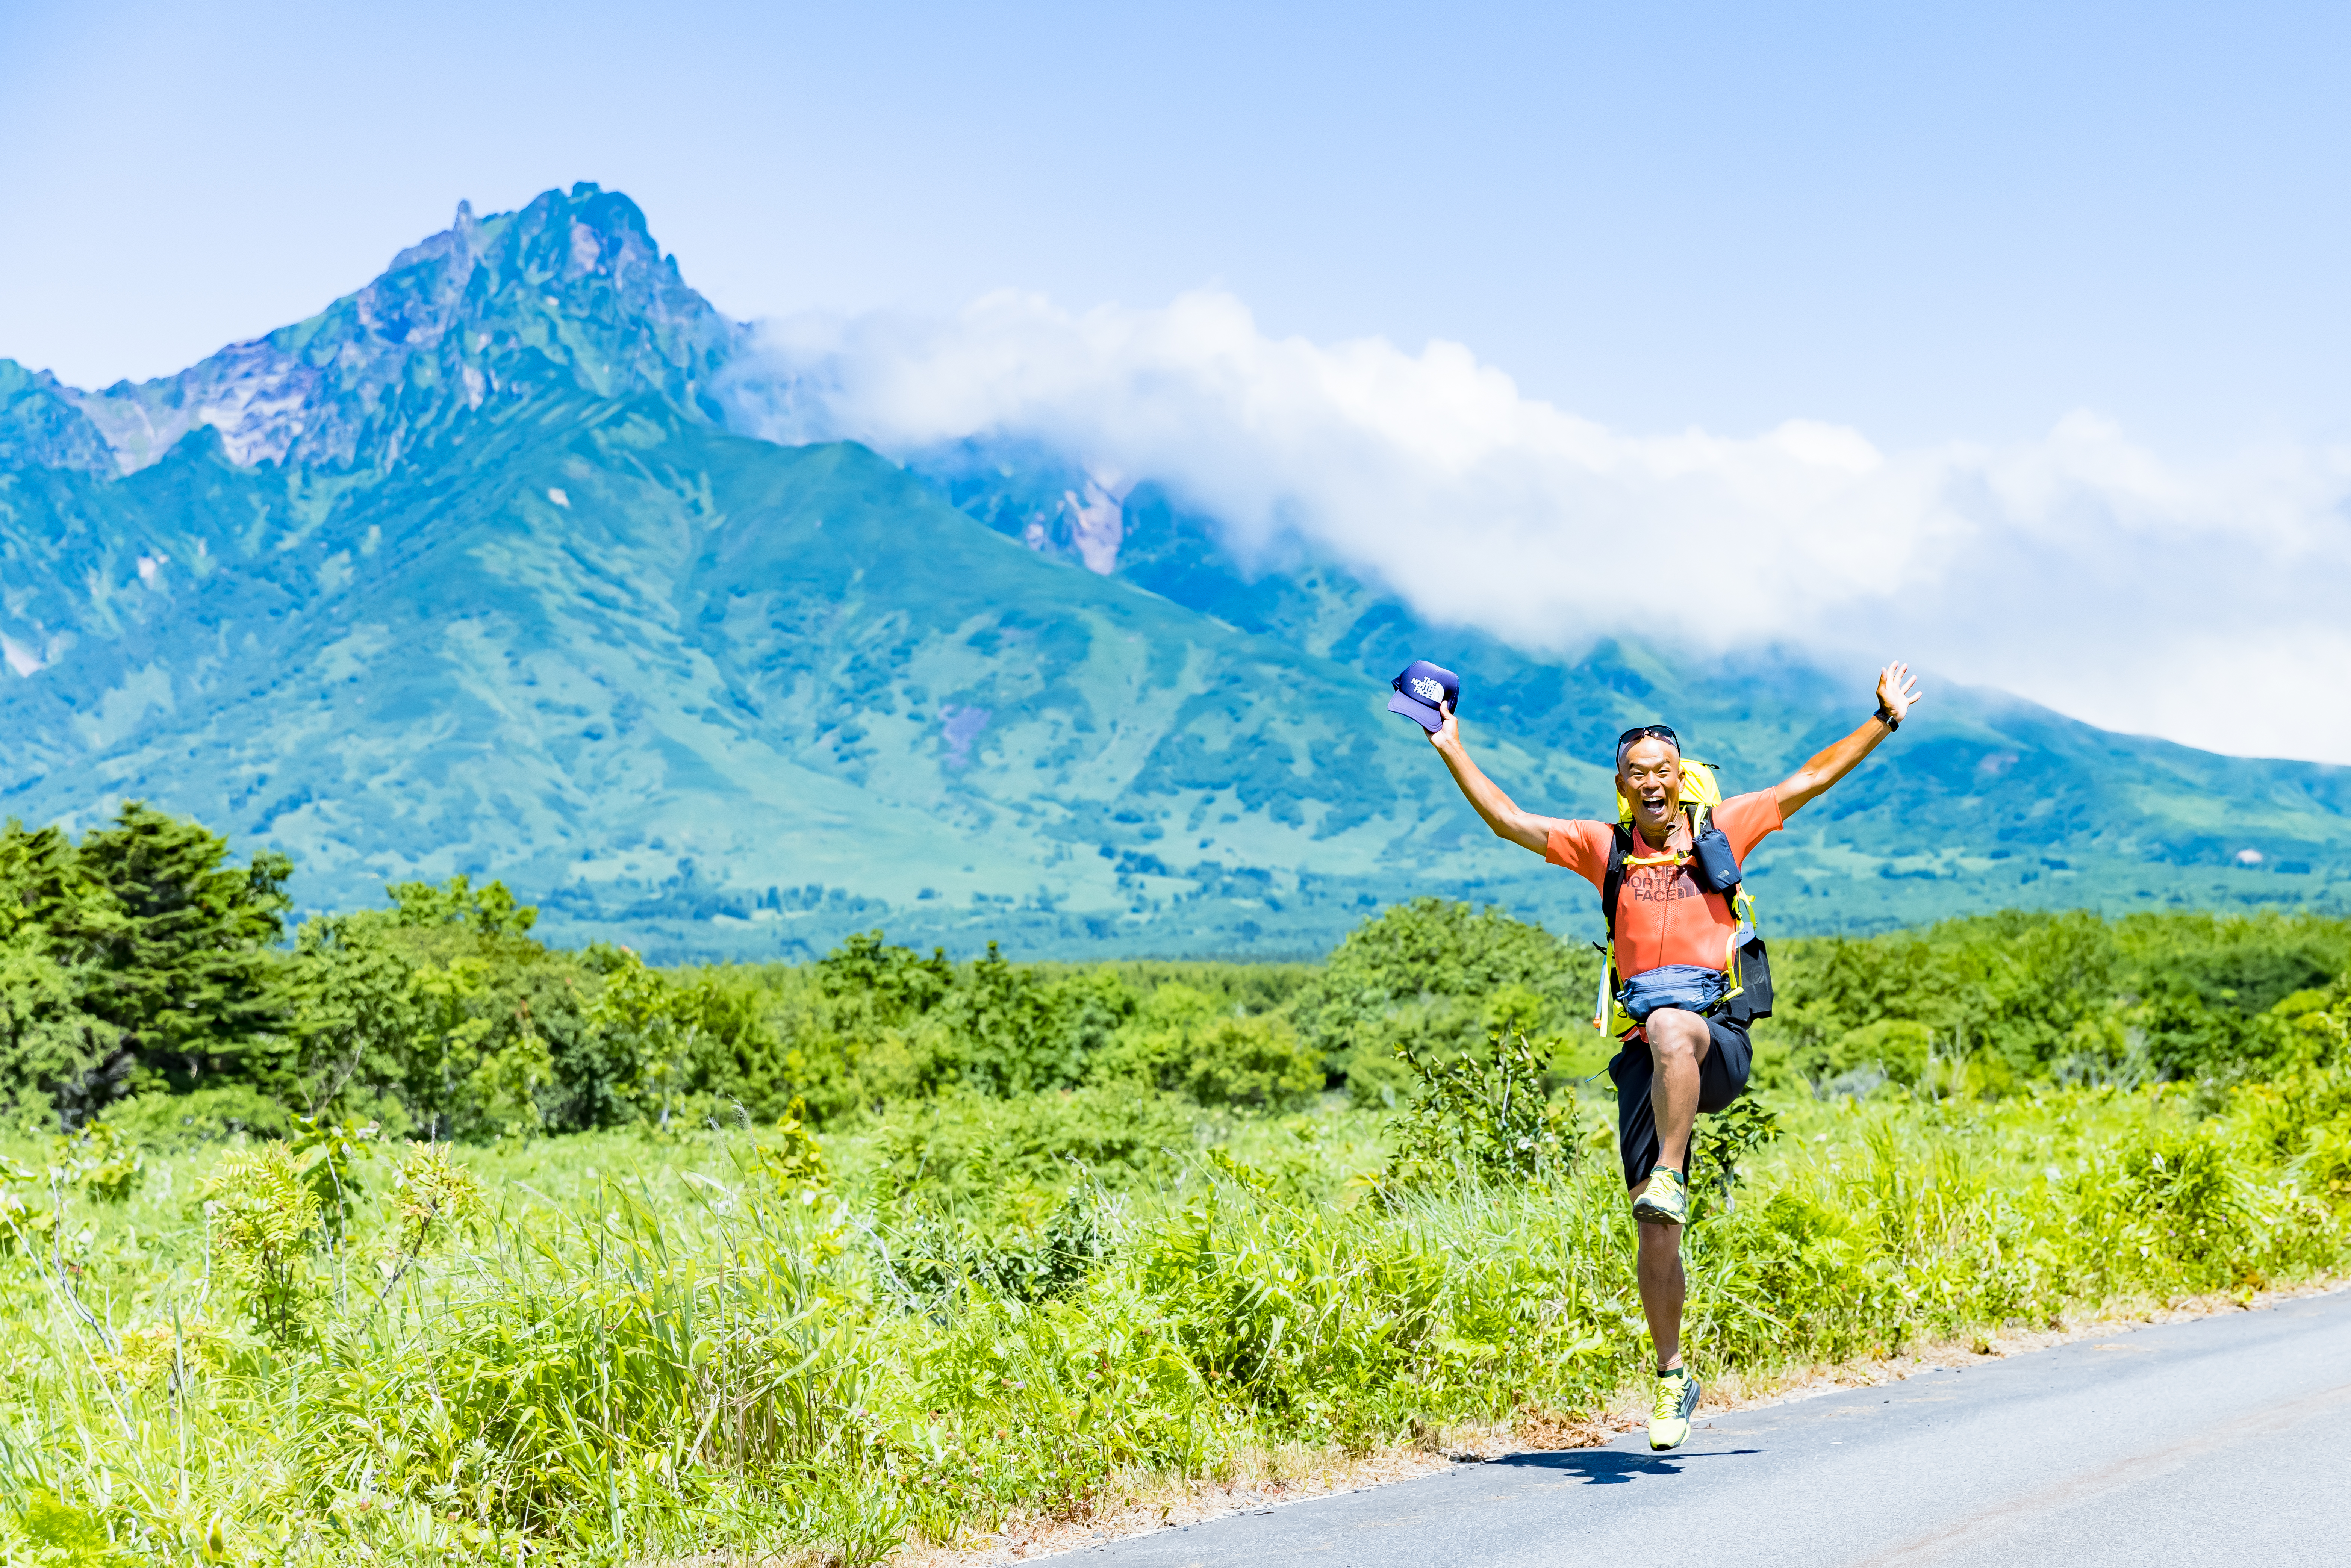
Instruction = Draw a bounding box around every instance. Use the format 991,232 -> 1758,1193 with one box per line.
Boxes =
5,185 -> 737,477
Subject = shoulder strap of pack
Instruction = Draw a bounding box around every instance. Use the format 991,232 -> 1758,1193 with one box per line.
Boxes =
1601,822 -> 1633,938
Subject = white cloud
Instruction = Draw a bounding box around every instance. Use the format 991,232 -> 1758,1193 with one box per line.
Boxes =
725,290 -> 2351,765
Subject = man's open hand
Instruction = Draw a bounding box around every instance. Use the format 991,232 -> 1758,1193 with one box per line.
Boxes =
1877,661 -> 1925,724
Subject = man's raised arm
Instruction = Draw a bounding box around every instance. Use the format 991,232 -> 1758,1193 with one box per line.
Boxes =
1425,703 -> 1567,854
1772,660 -> 1926,819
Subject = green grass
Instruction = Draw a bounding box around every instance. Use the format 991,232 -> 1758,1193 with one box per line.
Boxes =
3,1031 -> 2350,1566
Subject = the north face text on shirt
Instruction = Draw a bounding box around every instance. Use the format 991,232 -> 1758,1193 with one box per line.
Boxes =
1544,790 -> 1786,979
1625,866 -> 1707,905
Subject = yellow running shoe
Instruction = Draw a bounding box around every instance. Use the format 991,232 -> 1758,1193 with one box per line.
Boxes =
1649,1367 -> 1701,1451
1631,1165 -> 1688,1226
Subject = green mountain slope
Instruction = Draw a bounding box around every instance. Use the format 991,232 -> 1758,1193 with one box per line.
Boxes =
1,187 -> 2345,960
913,442 -> 2351,894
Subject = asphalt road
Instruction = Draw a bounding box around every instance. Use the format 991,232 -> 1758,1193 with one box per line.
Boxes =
1069,1286 -> 2351,1567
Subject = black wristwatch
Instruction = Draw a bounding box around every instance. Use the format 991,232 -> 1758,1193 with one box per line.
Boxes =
1876,702 -> 1901,732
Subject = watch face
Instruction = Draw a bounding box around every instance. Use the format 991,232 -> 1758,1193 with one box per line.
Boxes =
1410,676 -> 1444,702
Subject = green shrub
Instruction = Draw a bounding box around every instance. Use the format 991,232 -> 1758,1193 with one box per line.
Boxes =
104,1084 -> 294,1150
200,1142 -> 322,1341
1179,1014 -> 1322,1111
1090,984 -> 1321,1111
9,1487 -> 130,1567
381,1140 -> 483,1275
917,945 -> 1135,1096
868,1086 -> 1190,1207
877,1178 -> 1116,1308
49,1118 -> 142,1203
1292,899 -> 1591,1091
1690,1097 -> 1783,1206
2301,1121 -> 2351,1205
2086,1120 -> 2263,1290
1383,1031 -> 1576,1188
1805,1019 -> 1934,1092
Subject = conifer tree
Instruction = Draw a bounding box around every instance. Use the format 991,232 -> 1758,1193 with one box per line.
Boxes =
0,820 -> 117,1120
50,802 -> 293,1099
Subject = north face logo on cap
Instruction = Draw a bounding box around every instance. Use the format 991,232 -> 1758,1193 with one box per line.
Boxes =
1411,676 -> 1444,702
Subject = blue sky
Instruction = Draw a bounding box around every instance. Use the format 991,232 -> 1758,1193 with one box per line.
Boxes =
5,0 -> 2345,452
5,0 -> 2349,759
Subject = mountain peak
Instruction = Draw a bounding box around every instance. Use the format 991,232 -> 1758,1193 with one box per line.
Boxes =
12,185 -> 739,478
386,197 -> 489,277
0,360 -> 114,472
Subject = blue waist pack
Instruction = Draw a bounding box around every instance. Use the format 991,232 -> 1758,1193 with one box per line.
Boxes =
1615,964 -> 1729,1023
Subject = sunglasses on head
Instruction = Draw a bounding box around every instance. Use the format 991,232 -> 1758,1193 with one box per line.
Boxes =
1615,725 -> 1680,763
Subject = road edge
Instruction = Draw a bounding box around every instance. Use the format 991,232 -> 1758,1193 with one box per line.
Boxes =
895,1271 -> 2351,1566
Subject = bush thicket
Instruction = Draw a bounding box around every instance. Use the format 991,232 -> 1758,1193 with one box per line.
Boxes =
2,812 -> 1331,1136
1754,908 -> 2351,1094
5,808 -> 2349,1141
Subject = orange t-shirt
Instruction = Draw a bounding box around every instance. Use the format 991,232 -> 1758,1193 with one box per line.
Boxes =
1545,791 -> 1784,978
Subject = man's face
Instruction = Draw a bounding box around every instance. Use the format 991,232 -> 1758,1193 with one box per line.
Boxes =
1618,736 -> 1682,836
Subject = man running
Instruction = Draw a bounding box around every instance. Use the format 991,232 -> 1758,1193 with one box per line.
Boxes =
1423,661 -> 1923,1449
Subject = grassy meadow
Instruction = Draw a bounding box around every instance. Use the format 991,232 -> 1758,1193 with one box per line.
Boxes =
2,809 -> 2350,1564
10,1058 -> 2351,1566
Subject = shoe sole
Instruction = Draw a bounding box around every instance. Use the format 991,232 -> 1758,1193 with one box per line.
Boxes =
1630,1196 -> 1686,1224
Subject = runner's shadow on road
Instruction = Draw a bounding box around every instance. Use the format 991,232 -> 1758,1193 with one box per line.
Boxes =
1492,1448 -> 1762,1485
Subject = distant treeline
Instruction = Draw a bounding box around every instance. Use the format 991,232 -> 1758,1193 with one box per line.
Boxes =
2,803 -> 2345,1139
1759,905 -> 2351,1093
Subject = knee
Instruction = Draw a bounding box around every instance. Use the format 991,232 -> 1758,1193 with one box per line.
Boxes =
1646,1010 -> 1706,1063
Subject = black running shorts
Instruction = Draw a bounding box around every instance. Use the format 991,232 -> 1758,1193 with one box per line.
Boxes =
1606,1013 -> 1753,1191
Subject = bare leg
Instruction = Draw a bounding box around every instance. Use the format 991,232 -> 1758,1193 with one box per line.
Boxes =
1635,1214 -> 1685,1370
1632,1010 -> 1712,1372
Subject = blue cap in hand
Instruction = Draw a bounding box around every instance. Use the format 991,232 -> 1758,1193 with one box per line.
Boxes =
1388,660 -> 1459,734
